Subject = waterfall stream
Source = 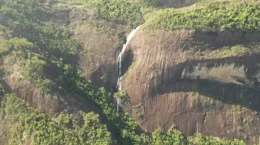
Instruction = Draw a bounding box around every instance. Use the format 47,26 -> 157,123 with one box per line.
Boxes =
116,26 -> 141,111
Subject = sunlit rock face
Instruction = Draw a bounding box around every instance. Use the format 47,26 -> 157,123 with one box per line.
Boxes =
122,28 -> 260,144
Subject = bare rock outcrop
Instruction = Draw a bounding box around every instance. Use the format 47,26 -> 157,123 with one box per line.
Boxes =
123,28 -> 260,144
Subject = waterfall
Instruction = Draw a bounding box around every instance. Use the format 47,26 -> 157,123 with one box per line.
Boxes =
116,26 -> 141,111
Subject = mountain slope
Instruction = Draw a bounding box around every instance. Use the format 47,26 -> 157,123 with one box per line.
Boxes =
122,1 -> 260,144
0,0 -> 256,144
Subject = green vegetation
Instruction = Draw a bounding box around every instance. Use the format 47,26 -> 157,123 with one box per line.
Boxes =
21,56 -> 53,95
0,0 -> 80,95
137,112 -> 144,118
0,37 -> 53,95
0,38 -> 34,56
198,45 -> 251,59
114,90 -> 130,106
151,128 -> 188,145
0,94 -> 246,145
80,20 -> 118,37
89,0 -> 144,28
0,0 -> 249,144
133,103 -> 144,119
145,2 -> 260,31
58,0 -> 87,6
0,24 -> 12,38
0,94 -> 112,145
0,67 -> 5,94
78,20 -> 125,44
140,0 -> 160,7
189,134 -> 245,145
133,103 -> 142,109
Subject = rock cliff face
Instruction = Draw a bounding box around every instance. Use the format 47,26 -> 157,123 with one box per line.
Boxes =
2,1 -> 260,144
122,28 -> 260,144
67,7 -> 127,91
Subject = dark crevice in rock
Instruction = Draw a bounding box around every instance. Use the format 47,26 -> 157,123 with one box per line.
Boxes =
122,49 -> 134,77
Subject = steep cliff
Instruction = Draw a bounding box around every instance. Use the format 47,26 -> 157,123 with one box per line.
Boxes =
120,2 -> 260,144
0,0 -> 259,144
122,28 -> 260,144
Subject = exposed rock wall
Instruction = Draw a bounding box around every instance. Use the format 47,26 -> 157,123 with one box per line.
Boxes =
123,28 -> 260,144
67,7 -> 128,91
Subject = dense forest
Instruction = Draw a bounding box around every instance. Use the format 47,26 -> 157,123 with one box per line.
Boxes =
0,0 -> 258,144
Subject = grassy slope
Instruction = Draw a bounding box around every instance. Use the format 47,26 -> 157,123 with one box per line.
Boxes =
145,2 -> 260,31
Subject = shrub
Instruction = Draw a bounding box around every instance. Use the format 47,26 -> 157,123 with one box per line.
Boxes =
145,2 -> 260,31
189,133 -> 246,145
92,0 -> 144,28
1,94 -> 112,145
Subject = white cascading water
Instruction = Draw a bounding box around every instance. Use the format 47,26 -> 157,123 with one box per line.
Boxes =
116,26 -> 141,112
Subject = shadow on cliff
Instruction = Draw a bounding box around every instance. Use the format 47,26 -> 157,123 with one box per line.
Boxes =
150,53 -> 260,112
151,0 -> 198,8
158,79 -> 260,111
89,48 -> 134,92
89,62 -> 118,92
182,31 -> 260,52
122,49 -> 134,76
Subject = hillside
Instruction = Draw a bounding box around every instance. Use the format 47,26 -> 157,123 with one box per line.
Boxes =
0,0 -> 259,144
123,1 -> 260,144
